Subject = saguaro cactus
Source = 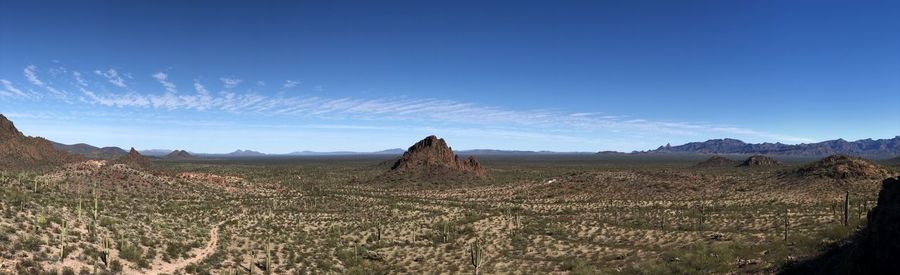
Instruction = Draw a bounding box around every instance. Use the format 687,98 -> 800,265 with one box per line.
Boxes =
265,243 -> 272,274
100,237 -> 111,266
843,191 -> 850,226
59,220 -> 67,262
77,198 -> 83,222
783,208 -> 789,242
93,194 -> 99,221
469,238 -> 486,275
697,202 -> 706,231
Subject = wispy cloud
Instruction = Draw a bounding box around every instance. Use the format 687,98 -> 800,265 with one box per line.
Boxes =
24,65 -> 44,86
152,72 -> 177,93
94,69 -> 128,88
73,71 -> 88,86
5,64 -> 813,145
219,77 -> 242,89
23,65 -> 66,97
1,79 -> 28,97
283,80 -> 300,89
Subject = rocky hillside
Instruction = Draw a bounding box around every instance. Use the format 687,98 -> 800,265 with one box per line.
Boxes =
643,137 -> 900,158
738,155 -> 781,167
0,114 -> 81,169
51,142 -> 128,160
385,135 -> 487,182
786,155 -> 895,180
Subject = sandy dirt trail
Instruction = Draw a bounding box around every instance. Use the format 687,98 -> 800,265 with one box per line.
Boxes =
145,220 -> 226,275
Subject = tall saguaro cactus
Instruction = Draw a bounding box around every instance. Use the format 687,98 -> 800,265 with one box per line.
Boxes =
843,191 -> 850,226
59,220 -> 68,262
783,208 -> 789,242
469,237 -> 486,275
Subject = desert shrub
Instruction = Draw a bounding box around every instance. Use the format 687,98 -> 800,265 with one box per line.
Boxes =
110,259 -> 123,273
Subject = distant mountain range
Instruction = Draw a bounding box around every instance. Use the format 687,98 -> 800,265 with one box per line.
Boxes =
51,142 -> 129,160
639,137 -> 900,158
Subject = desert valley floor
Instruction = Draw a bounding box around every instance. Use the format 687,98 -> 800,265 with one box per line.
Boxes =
2,150 -> 898,274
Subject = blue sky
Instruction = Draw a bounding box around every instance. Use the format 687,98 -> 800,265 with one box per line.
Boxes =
1,0 -> 898,153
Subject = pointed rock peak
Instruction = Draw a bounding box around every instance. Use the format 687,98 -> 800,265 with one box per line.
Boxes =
116,147 -> 149,167
389,135 -> 487,180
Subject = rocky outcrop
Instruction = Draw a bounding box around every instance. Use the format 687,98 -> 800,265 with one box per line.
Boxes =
694,156 -> 739,168
385,135 -> 487,182
788,155 -> 895,180
738,155 -> 781,167
0,114 -> 81,169
115,147 -> 150,167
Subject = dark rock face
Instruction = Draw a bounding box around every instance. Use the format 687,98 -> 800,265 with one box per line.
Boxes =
389,135 -> 487,179
694,156 -> 739,167
848,177 -> 900,272
0,114 -> 81,169
781,177 -> 900,274
738,155 -> 781,167
790,155 -> 894,180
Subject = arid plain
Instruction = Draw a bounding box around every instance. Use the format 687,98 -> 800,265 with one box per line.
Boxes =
2,115 -> 900,274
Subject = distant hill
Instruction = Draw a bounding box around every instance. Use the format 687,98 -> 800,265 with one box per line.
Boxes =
51,142 -> 128,160
0,114 -> 81,169
227,149 -> 266,157
165,150 -> 196,160
457,149 -> 591,155
140,149 -> 175,157
642,137 -> 900,158
782,155 -> 895,180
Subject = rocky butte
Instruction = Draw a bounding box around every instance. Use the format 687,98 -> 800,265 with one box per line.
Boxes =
388,135 -> 487,181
